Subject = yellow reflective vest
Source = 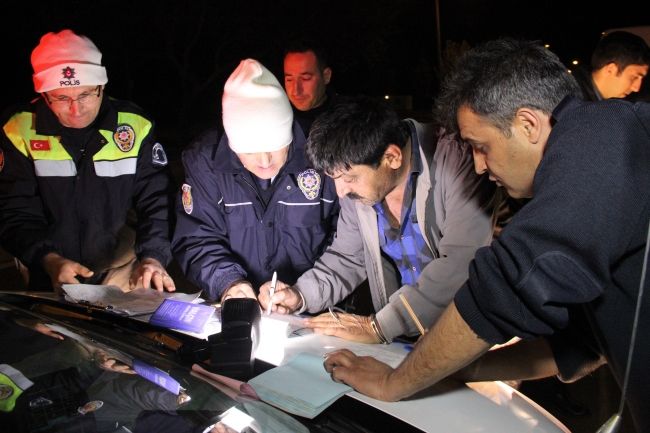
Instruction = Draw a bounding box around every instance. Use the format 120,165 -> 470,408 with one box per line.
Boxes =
0,97 -> 175,289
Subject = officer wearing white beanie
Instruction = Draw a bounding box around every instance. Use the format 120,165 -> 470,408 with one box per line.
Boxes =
221,59 -> 294,183
172,59 -> 339,305
223,59 -> 293,155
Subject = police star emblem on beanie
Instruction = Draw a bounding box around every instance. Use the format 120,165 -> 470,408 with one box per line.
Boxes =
31,30 -> 108,93
222,59 -> 293,154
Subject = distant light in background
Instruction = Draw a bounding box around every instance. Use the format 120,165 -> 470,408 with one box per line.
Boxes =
568,70 -> 572,74
572,60 -> 579,65
385,95 -> 390,99
544,44 -> 550,49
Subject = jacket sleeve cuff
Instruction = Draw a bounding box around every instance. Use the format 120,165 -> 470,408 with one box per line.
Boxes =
210,268 -> 247,301
294,289 -> 308,315
139,250 -> 171,268
455,283 -> 510,345
375,306 -> 406,343
31,244 -> 63,270
293,280 -> 318,314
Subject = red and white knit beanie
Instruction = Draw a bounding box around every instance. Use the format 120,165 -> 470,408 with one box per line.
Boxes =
31,30 -> 108,93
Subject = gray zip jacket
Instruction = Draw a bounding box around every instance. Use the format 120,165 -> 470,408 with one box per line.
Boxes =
293,120 -> 500,342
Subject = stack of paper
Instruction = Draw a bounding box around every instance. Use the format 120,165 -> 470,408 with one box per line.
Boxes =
260,313 -> 304,338
247,352 -> 351,418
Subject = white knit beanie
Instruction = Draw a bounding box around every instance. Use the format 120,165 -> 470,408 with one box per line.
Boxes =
31,30 -> 108,93
223,59 -> 293,153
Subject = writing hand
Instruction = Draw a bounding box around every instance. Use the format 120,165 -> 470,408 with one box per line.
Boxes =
258,280 -> 301,314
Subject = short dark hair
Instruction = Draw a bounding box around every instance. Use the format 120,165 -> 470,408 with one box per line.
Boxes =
306,97 -> 410,174
591,31 -> 650,72
434,38 -> 581,136
284,39 -> 329,73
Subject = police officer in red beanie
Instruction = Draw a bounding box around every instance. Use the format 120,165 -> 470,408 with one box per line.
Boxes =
0,30 -> 176,293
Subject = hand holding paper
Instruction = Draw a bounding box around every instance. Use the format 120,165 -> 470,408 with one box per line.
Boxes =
324,349 -> 396,402
43,253 -> 93,293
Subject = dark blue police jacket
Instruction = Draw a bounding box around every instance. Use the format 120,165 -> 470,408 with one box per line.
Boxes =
172,121 -> 340,300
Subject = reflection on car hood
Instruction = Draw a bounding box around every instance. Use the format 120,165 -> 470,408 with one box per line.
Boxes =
0,292 -> 308,433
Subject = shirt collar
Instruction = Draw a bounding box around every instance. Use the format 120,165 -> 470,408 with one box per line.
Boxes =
590,77 -> 604,101
552,95 -> 585,122
407,137 -> 422,177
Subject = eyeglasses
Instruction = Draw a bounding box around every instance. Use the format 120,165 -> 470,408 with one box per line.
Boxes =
45,86 -> 101,105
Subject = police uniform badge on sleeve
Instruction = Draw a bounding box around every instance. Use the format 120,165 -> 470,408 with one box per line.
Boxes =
152,143 -> 168,166
0,149 -> 4,173
182,184 -> 193,214
297,169 -> 321,200
114,124 -> 136,152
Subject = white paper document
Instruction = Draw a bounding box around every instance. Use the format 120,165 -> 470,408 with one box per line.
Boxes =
260,313 -> 305,338
61,284 -> 201,316
343,341 -> 407,368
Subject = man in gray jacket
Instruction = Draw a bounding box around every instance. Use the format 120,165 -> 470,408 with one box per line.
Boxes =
260,97 -> 500,343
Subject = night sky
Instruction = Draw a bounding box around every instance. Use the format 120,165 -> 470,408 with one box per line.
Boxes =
1,0 -> 648,153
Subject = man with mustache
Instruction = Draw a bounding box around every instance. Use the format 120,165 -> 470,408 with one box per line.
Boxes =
322,39 -> 650,433
260,97 -> 500,345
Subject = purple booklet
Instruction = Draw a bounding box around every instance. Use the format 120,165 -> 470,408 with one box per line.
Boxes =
150,299 -> 215,333
133,359 -> 181,394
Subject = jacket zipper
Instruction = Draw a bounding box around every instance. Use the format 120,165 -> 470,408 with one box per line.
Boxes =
241,177 -> 267,212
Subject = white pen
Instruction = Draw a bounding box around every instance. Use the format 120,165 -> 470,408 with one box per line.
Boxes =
267,271 -> 277,315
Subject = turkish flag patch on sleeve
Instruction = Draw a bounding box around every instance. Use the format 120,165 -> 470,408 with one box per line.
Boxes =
30,140 -> 50,151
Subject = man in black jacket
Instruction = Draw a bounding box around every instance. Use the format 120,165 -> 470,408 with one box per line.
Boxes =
324,39 -> 650,433
283,40 -> 345,135
0,30 -> 176,292
572,31 -> 649,101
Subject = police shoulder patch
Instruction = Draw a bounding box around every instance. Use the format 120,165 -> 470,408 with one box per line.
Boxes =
152,142 -> 168,166
182,184 -> 193,214
0,384 -> 13,400
297,168 -> 321,200
114,124 -> 136,152
0,149 -> 4,173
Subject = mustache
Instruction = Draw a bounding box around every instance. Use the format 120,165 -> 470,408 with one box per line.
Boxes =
346,192 -> 363,200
